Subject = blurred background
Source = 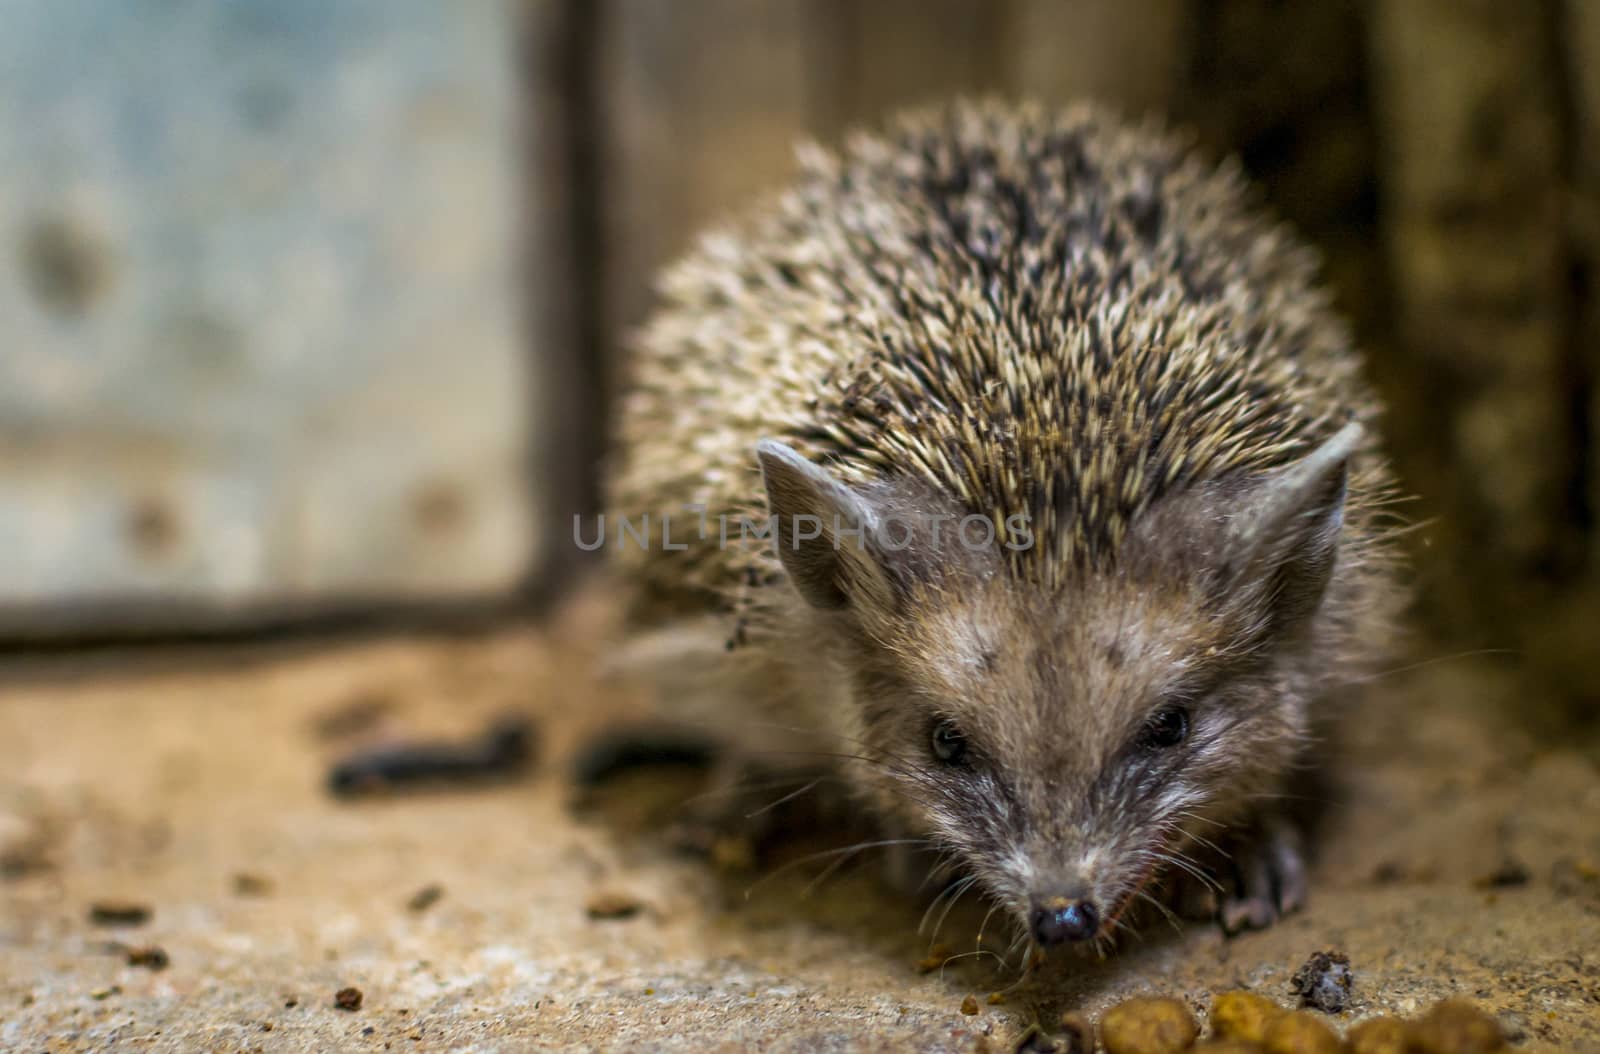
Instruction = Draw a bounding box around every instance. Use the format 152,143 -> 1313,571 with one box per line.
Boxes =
1,0 -> 1596,728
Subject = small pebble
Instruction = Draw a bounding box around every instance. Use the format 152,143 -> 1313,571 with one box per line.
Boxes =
1347,1016 -> 1409,1054
89,985 -> 121,1000
1099,996 -> 1198,1054
334,986 -> 364,1012
1289,950 -> 1353,1014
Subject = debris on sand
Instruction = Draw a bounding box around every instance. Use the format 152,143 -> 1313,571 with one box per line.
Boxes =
960,994 -> 980,1016
406,883 -> 444,913
88,901 -> 151,926
1473,859 -> 1530,890
1290,950 -> 1353,1014
123,944 -> 169,970
585,890 -> 644,920
326,714 -> 536,797
232,872 -> 274,897
334,986 -> 364,1011
310,691 -> 395,741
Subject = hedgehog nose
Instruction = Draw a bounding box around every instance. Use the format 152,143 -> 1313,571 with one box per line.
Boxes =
1031,897 -> 1099,945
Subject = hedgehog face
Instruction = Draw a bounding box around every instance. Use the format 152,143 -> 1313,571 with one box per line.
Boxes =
756,425 -> 1360,947
840,574 -> 1310,951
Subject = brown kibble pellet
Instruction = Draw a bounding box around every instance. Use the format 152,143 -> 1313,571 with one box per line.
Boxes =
1262,1011 -> 1342,1054
961,994 -> 980,1015
1212,990 -> 1286,1043
915,943 -> 953,974
1409,999 -> 1504,1053
1193,1042 -> 1267,1053
986,991 -> 1006,1005
1100,996 -> 1199,1054
1347,1016 -> 1410,1054
334,986 -> 364,1011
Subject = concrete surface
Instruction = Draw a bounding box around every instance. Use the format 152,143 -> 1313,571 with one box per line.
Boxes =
2,590 -> 1598,1051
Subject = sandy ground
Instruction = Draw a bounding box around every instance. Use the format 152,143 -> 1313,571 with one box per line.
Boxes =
1,590 -> 1598,1052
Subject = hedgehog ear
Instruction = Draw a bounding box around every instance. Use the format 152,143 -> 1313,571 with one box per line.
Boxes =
1224,422 -> 1362,632
756,440 -> 898,615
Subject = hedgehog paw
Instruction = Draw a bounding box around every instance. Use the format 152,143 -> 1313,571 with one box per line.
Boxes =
1215,816 -> 1308,935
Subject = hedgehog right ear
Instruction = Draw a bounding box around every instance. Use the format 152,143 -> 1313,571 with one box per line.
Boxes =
1223,421 -> 1363,632
756,440 -> 898,615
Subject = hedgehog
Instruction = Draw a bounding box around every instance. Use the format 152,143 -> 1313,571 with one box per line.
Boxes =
601,100 -> 1404,953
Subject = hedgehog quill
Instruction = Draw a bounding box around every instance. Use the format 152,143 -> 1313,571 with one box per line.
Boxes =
605,101 -> 1404,953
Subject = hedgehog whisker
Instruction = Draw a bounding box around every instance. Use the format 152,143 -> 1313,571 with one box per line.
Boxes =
1348,647 -> 1518,685
743,778 -> 823,819
1132,888 -> 1184,936
919,874 -> 975,937
935,947 -> 1007,982
927,875 -> 981,951
741,838 -> 932,901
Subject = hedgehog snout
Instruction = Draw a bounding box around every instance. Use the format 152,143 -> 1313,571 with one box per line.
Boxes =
1030,894 -> 1101,944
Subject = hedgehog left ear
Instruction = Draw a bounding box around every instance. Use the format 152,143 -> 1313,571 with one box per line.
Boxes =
756,440 -> 899,615
1223,421 -> 1362,632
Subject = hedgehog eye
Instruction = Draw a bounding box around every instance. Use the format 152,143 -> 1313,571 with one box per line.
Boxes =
1137,705 -> 1190,751
930,719 -> 968,765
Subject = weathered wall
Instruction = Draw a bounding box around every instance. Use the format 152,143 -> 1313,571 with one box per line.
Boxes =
0,0 -> 536,625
